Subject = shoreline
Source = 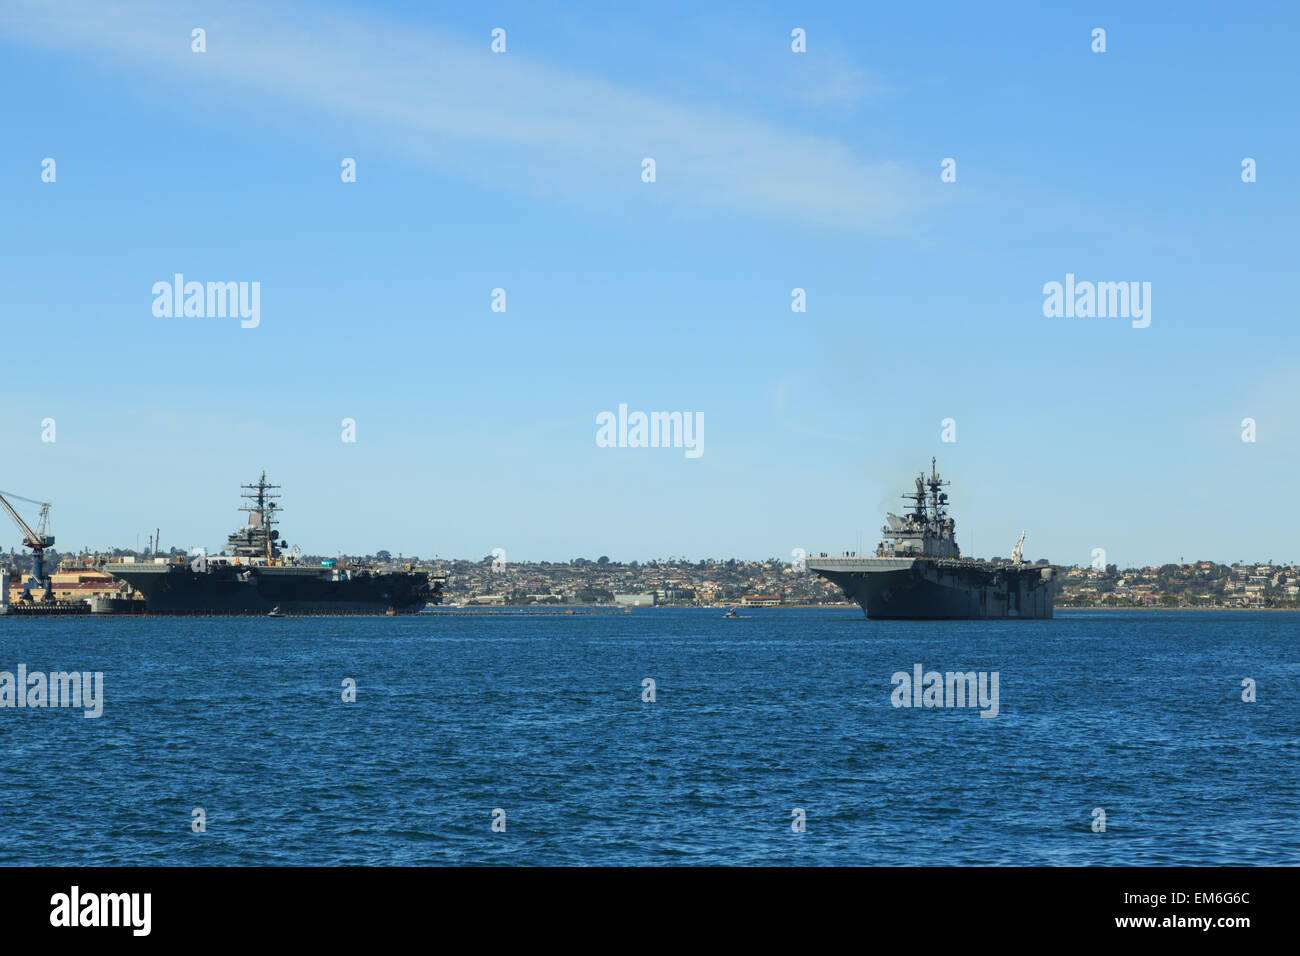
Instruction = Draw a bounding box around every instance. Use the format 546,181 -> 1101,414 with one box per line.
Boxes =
1057,605 -> 1297,612
441,602 -> 1296,612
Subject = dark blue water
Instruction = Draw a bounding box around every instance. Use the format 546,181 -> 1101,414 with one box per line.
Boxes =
0,609 -> 1294,865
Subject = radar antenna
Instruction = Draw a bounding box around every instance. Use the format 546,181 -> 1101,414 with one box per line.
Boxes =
229,472 -> 283,561
926,456 -> 951,522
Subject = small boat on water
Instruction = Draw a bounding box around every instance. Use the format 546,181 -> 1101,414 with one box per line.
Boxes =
267,606 -> 283,617
723,607 -> 740,619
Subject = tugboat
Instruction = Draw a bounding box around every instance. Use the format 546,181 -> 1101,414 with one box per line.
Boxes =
804,458 -> 1057,619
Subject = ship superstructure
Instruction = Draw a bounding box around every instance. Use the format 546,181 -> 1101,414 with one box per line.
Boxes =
876,459 -> 962,559
226,473 -> 283,560
805,459 -> 1057,619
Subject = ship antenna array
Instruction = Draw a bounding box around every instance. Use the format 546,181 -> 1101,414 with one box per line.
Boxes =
927,456 -> 951,520
903,475 -> 927,518
238,471 -> 282,560
239,472 -> 282,521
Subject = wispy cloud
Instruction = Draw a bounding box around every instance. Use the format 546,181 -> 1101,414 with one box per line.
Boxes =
3,0 -> 932,230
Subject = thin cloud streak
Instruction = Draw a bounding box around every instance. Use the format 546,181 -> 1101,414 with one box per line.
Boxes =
4,0 -> 933,230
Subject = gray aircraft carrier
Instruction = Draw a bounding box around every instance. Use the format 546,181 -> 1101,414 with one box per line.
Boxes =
102,473 -> 443,615
805,459 -> 1057,619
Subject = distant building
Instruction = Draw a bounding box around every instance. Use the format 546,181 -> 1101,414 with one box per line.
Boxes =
6,569 -> 128,605
740,594 -> 780,607
614,593 -> 655,607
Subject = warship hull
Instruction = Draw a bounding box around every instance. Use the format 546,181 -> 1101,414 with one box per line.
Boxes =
105,564 -> 438,616
807,557 -> 1057,620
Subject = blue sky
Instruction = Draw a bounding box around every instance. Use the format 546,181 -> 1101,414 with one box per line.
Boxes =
1,0 -> 1296,566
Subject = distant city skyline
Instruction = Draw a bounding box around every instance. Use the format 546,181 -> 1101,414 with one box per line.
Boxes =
2,1 -> 1297,567
4,545 -> 1295,573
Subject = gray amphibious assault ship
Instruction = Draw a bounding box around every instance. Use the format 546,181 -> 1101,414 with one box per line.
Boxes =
805,459 -> 1057,619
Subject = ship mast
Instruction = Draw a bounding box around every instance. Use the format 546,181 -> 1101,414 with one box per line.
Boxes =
238,472 -> 281,561
903,475 -> 928,520
927,456 -> 950,524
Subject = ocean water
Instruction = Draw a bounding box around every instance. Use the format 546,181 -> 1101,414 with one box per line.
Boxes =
0,608 -> 1295,866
